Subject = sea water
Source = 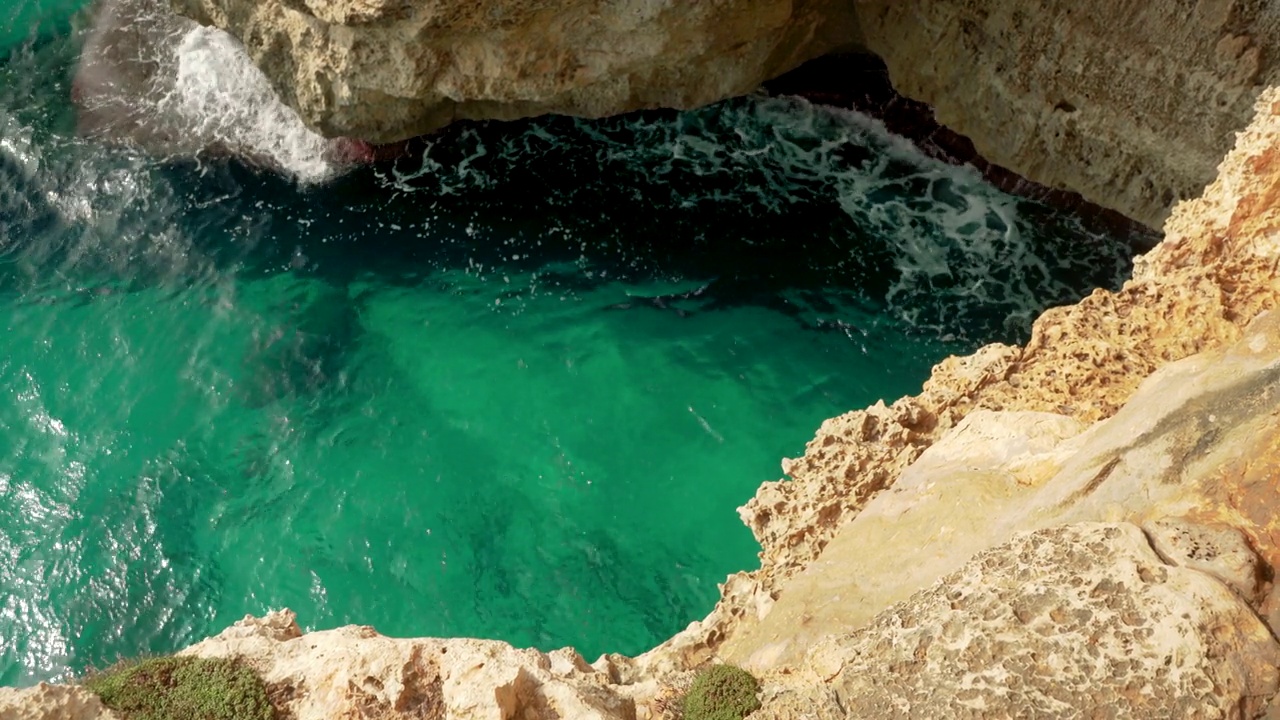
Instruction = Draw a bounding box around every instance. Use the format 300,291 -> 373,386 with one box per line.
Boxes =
0,5 -> 1136,684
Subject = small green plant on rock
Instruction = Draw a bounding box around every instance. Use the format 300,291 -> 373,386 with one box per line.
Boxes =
84,655 -> 274,720
682,663 -> 761,720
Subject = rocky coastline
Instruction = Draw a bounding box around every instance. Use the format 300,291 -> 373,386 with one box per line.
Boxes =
5,1 -> 1280,718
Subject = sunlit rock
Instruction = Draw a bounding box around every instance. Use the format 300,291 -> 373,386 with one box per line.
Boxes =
762,523 -> 1280,719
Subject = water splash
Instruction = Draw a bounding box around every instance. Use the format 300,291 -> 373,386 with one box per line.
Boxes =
71,0 -> 345,182
383,97 -> 1132,340
167,26 -> 342,182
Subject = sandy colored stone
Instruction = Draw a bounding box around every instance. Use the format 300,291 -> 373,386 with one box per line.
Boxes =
75,0 -> 376,180
718,308 -> 1280,671
0,684 -> 119,720
639,84 -> 1280,673
759,523 -> 1280,719
858,0 -> 1280,228
169,0 -> 1280,225
1144,517 -> 1265,604
180,609 -> 651,720
170,0 -> 861,143
8,17 -> 1280,720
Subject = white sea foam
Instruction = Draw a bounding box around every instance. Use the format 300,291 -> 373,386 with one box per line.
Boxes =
167,25 -> 338,183
383,95 -> 1132,338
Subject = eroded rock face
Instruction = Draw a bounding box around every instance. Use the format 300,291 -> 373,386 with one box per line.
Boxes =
716,307 -> 1280,672
169,0 -> 862,143
858,0 -> 1280,228
5,10 -> 1277,718
761,523 -> 1280,719
178,610 -> 654,720
169,0 -> 1280,225
644,83 -> 1280,675
0,685 -> 120,720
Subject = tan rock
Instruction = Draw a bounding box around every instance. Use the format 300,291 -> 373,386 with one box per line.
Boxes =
759,523 -> 1280,719
170,0 -> 861,143
180,610 -> 647,720
720,308 -> 1280,672
75,0 -> 373,181
8,12 -> 1280,720
168,0 -> 1280,225
858,1 -> 1280,228
0,684 -> 118,720
1144,517 -> 1264,604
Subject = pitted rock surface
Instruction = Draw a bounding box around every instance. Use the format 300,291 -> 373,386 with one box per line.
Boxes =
644,86 -> 1280,672
1144,518 -> 1265,604
0,685 -> 120,720
171,0 -> 861,143
179,610 -> 649,720
761,523 -> 1280,720
857,0 -> 1280,229
171,0 -> 1280,226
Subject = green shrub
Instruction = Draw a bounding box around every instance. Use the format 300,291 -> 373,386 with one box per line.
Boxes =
682,664 -> 761,720
84,655 -> 274,720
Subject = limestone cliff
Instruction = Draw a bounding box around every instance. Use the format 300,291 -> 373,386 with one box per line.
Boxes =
643,85 -> 1280,678
167,0 -> 1280,226
857,0 -> 1280,231
762,523 -> 1280,718
75,0 -> 386,181
168,0 -> 861,144
10,10 -> 1280,718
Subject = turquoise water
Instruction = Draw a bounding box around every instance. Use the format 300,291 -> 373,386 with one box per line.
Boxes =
0,5 -> 1135,685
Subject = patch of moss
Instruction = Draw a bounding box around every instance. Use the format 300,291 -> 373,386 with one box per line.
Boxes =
682,664 -> 761,720
84,655 -> 274,720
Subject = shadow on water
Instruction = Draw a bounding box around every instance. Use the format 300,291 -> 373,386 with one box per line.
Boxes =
135,99 -> 1134,345
1,19 -> 1135,350
236,282 -> 362,409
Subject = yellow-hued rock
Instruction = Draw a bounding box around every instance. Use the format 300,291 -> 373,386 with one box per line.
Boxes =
178,610 -> 652,720
722,308 -> 1280,673
760,523 -> 1280,719
171,0 -> 861,144
858,0 -> 1280,228
658,85 -> 1280,676
0,684 -> 120,720
169,0 -> 1280,224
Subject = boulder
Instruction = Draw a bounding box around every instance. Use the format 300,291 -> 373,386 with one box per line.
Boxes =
0,684 -> 119,720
